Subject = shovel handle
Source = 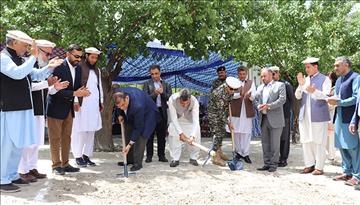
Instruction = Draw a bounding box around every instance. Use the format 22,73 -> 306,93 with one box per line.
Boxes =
120,122 -> 127,165
228,104 -> 236,152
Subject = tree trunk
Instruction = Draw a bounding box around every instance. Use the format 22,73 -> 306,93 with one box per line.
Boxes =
94,75 -> 115,151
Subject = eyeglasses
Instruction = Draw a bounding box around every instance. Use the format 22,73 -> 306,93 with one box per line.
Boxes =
39,48 -> 52,57
70,52 -> 82,59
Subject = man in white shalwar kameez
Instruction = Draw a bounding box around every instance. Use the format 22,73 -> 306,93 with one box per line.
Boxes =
0,30 -> 62,192
71,47 -> 103,167
226,66 -> 256,164
168,89 -> 201,167
295,57 -> 331,175
18,39 -> 68,181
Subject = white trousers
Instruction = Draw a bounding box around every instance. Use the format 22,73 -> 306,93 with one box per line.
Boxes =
71,131 -> 95,158
168,134 -> 200,161
326,122 -> 336,160
233,133 -> 251,157
18,116 -> 45,174
302,142 -> 327,170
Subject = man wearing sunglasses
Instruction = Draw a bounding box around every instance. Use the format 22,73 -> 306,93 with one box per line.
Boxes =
208,76 -> 241,166
18,40 -> 68,182
47,44 -> 90,175
71,47 -> 104,167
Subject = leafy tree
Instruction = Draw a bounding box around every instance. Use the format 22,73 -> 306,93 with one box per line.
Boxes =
0,0 -> 249,151
237,0 -> 360,85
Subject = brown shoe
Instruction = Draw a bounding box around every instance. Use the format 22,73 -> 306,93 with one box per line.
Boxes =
333,174 -> 352,181
345,177 -> 359,186
19,173 -> 37,183
212,151 -> 226,167
217,146 -> 230,161
300,166 -> 315,174
29,169 -> 47,179
312,169 -> 324,175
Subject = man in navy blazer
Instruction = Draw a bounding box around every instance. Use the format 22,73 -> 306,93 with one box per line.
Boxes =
113,87 -> 159,171
47,44 -> 90,175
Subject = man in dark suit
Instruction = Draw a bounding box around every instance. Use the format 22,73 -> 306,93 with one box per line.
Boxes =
143,65 -> 172,163
47,44 -> 90,175
271,66 -> 295,167
113,87 -> 159,171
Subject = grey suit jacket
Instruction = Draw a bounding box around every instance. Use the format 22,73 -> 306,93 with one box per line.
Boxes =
254,81 -> 286,128
143,78 -> 172,122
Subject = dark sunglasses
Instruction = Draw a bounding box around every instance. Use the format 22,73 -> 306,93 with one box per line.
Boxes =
70,52 -> 82,59
39,48 -> 52,57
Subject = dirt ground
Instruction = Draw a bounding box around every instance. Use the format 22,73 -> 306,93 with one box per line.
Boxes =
1,138 -> 359,205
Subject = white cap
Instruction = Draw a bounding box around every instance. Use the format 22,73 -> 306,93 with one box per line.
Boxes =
270,66 -> 280,72
85,47 -> 101,55
302,57 -> 319,64
35,39 -> 56,48
6,30 -> 33,44
225,77 -> 241,89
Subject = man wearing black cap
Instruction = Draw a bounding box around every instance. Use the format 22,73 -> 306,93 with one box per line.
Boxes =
211,66 -> 227,92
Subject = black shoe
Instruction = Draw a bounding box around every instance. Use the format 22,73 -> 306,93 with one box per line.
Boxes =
235,153 -> 242,160
170,160 -> 179,167
12,178 -> 29,185
63,165 -> 80,172
130,165 -> 143,171
268,167 -> 277,172
145,158 -> 152,163
117,161 -> 134,166
244,156 -> 252,164
189,159 -> 198,166
278,161 -> 287,167
257,166 -> 270,171
83,155 -> 96,166
52,167 -> 65,175
0,183 -> 20,193
159,156 -> 168,162
76,157 -> 87,167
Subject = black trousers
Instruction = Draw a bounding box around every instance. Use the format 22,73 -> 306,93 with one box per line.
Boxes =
124,123 -> 147,167
146,109 -> 167,159
279,117 -> 291,162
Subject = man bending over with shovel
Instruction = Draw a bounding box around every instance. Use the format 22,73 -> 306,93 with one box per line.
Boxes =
168,89 -> 201,167
113,87 -> 159,171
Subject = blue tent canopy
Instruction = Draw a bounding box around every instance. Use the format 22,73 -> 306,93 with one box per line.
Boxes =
113,46 -> 242,93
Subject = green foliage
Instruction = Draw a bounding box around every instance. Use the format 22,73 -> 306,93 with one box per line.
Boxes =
236,0 -> 360,83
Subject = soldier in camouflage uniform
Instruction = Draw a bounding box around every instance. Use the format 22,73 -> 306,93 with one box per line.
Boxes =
208,77 -> 241,166
210,66 -> 227,92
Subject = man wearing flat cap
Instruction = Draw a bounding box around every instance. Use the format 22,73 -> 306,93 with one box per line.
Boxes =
295,57 -> 331,175
211,66 -> 227,92
208,76 -> 241,166
18,40 -> 67,182
0,30 -> 62,192
254,68 -> 286,172
71,47 -> 104,167
271,66 -> 295,167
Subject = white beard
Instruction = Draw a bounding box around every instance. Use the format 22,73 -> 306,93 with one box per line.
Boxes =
37,57 -> 48,68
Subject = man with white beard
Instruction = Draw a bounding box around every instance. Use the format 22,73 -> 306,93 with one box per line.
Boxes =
71,47 -> 103,167
18,40 -> 68,182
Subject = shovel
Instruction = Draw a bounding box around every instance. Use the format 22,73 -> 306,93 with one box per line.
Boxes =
117,122 -> 135,178
227,104 -> 244,171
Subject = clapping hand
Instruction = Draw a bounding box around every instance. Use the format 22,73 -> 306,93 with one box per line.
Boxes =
297,72 -> 305,86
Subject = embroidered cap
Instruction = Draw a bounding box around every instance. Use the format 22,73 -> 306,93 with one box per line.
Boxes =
85,47 -> 101,55
6,30 -> 33,44
226,77 -> 241,89
35,39 -> 56,48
